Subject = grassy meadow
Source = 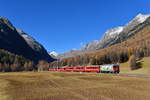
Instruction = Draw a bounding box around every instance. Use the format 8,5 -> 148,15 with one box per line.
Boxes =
0,71 -> 150,100
120,57 -> 150,74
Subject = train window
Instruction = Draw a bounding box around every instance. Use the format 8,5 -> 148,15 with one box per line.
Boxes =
87,67 -> 92,69
113,66 -> 117,68
87,67 -> 98,69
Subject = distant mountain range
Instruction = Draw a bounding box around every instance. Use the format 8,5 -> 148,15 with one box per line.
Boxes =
0,17 -> 54,63
56,13 -> 150,59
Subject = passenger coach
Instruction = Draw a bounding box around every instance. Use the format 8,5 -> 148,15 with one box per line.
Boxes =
49,64 -> 120,73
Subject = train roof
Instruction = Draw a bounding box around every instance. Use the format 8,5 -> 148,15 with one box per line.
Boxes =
100,64 -> 119,66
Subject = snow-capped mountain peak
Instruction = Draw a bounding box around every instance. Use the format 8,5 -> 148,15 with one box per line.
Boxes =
99,26 -> 124,43
136,13 -> 150,23
49,51 -> 58,56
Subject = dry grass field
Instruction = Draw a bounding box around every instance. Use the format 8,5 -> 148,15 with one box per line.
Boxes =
0,71 -> 150,100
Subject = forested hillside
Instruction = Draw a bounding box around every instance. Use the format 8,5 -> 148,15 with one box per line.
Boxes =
0,49 -> 35,72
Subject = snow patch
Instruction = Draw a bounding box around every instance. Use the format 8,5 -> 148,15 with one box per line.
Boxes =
105,26 -> 123,36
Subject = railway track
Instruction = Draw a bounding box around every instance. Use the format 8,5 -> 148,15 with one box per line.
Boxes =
75,71 -> 150,78
118,73 -> 150,78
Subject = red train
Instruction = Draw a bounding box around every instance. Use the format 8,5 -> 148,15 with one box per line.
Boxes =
49,64 -> 120,73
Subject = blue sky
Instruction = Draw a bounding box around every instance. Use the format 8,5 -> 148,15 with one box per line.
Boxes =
1,0 -> 150,53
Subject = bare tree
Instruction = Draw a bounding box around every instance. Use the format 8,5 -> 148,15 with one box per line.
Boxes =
129,55 -> 136,70
38,60 -> 49,71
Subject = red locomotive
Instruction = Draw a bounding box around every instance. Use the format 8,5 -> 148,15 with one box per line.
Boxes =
49,64 -> 120,73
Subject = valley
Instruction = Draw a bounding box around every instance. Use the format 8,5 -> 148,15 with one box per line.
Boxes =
1,1 -> 150,100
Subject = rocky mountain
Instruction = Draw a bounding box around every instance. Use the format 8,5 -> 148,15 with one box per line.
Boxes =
57,49 -> 83,59
83,26 -> 124,52
0,17 -> 54,63
57,13 -> 150,59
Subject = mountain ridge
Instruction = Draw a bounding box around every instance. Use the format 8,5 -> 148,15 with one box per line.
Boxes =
0,17 -> 55,63
56,13 -> 150,59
